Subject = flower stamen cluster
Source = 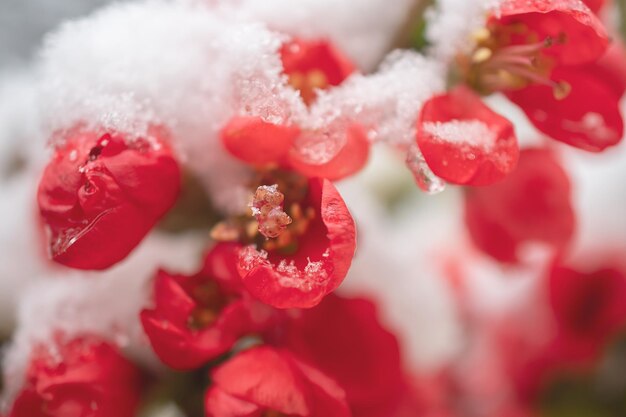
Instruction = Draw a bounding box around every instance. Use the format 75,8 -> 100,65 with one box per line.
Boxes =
251,185 -> 293,239
460,25 -> 571,99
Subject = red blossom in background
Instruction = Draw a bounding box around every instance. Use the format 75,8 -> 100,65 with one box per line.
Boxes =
416,86 -> 519,186
205,346 -> 351,417
281,38 -> 355,105
37,127 -> 181,270
487,0 -> 622,151
492,256 -> 626,403
548,260 -> 626,362
269,294 -> 407,417
493,0 -> 609,67
238,178 -> 356,309
464,148 -> 575,263
141,242 -> 275,370
9,336 -> 142,417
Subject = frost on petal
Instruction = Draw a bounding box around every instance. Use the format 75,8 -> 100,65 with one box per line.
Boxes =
8,336 -> 142,417
307,51 -> 446,150
289,123 -> 371,181
416,86 -> 519,186
237,179 -> 356,309
37,0 -> 304,215
251,185 -> 293,239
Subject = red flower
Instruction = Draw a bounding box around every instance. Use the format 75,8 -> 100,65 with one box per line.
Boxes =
281,38 -> 355,105
205,346 -> 351,417
493,0 -> 608,66
269,294 -> 407,417
221,117 -> 370,181
9,335 -> 142,417
221,38 -> 366,181
464,148 -> 575,263
512,39 -> 626,151
548,260 -> 626,361
237,178 -> 356,309
500,258 -> 626,400
37,127 -> 181,270
140,243 -> 273,370
459,0 -> 621,151
416,86 -> 519,186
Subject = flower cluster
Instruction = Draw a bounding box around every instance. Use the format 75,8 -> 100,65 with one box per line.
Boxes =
0,0 -> 625,416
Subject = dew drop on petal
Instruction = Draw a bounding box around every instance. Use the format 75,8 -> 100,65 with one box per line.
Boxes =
406,144 -> 446,195
292,127 -> 346,165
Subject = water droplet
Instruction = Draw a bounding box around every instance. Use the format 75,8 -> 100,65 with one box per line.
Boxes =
405,144 -> 446,195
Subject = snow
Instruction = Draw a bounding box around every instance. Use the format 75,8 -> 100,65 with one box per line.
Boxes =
212,0 -> 417,70
0,70 -> 50,335
37,0 -> 303,215
423,119 -> 497,149
298,51 -> 445,164
35,0 -> 445,214
426,0 -> 502,63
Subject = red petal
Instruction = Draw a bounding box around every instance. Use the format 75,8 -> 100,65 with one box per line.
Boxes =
582,0 -> 606,13
205,387 -> 261,417
202,242 -> 246,293
220,116 -> 300,165
152,270 -> 197,326
274,294 -> 406,417
238,179 -> 356,309
288,124 -> 370,181
464,148 -> 575,263
507,66 -> 624,151
582,39 -> 626,99
37,127 -> 181,270
281,38 -> 355,86
549,263 -> 626,345
11,336 -> 142,417
140,301 -> 250,370
210,346 -> 351,417
416,86 -> 519,186
492,0 -> 609,65
141,245 -> 267,370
